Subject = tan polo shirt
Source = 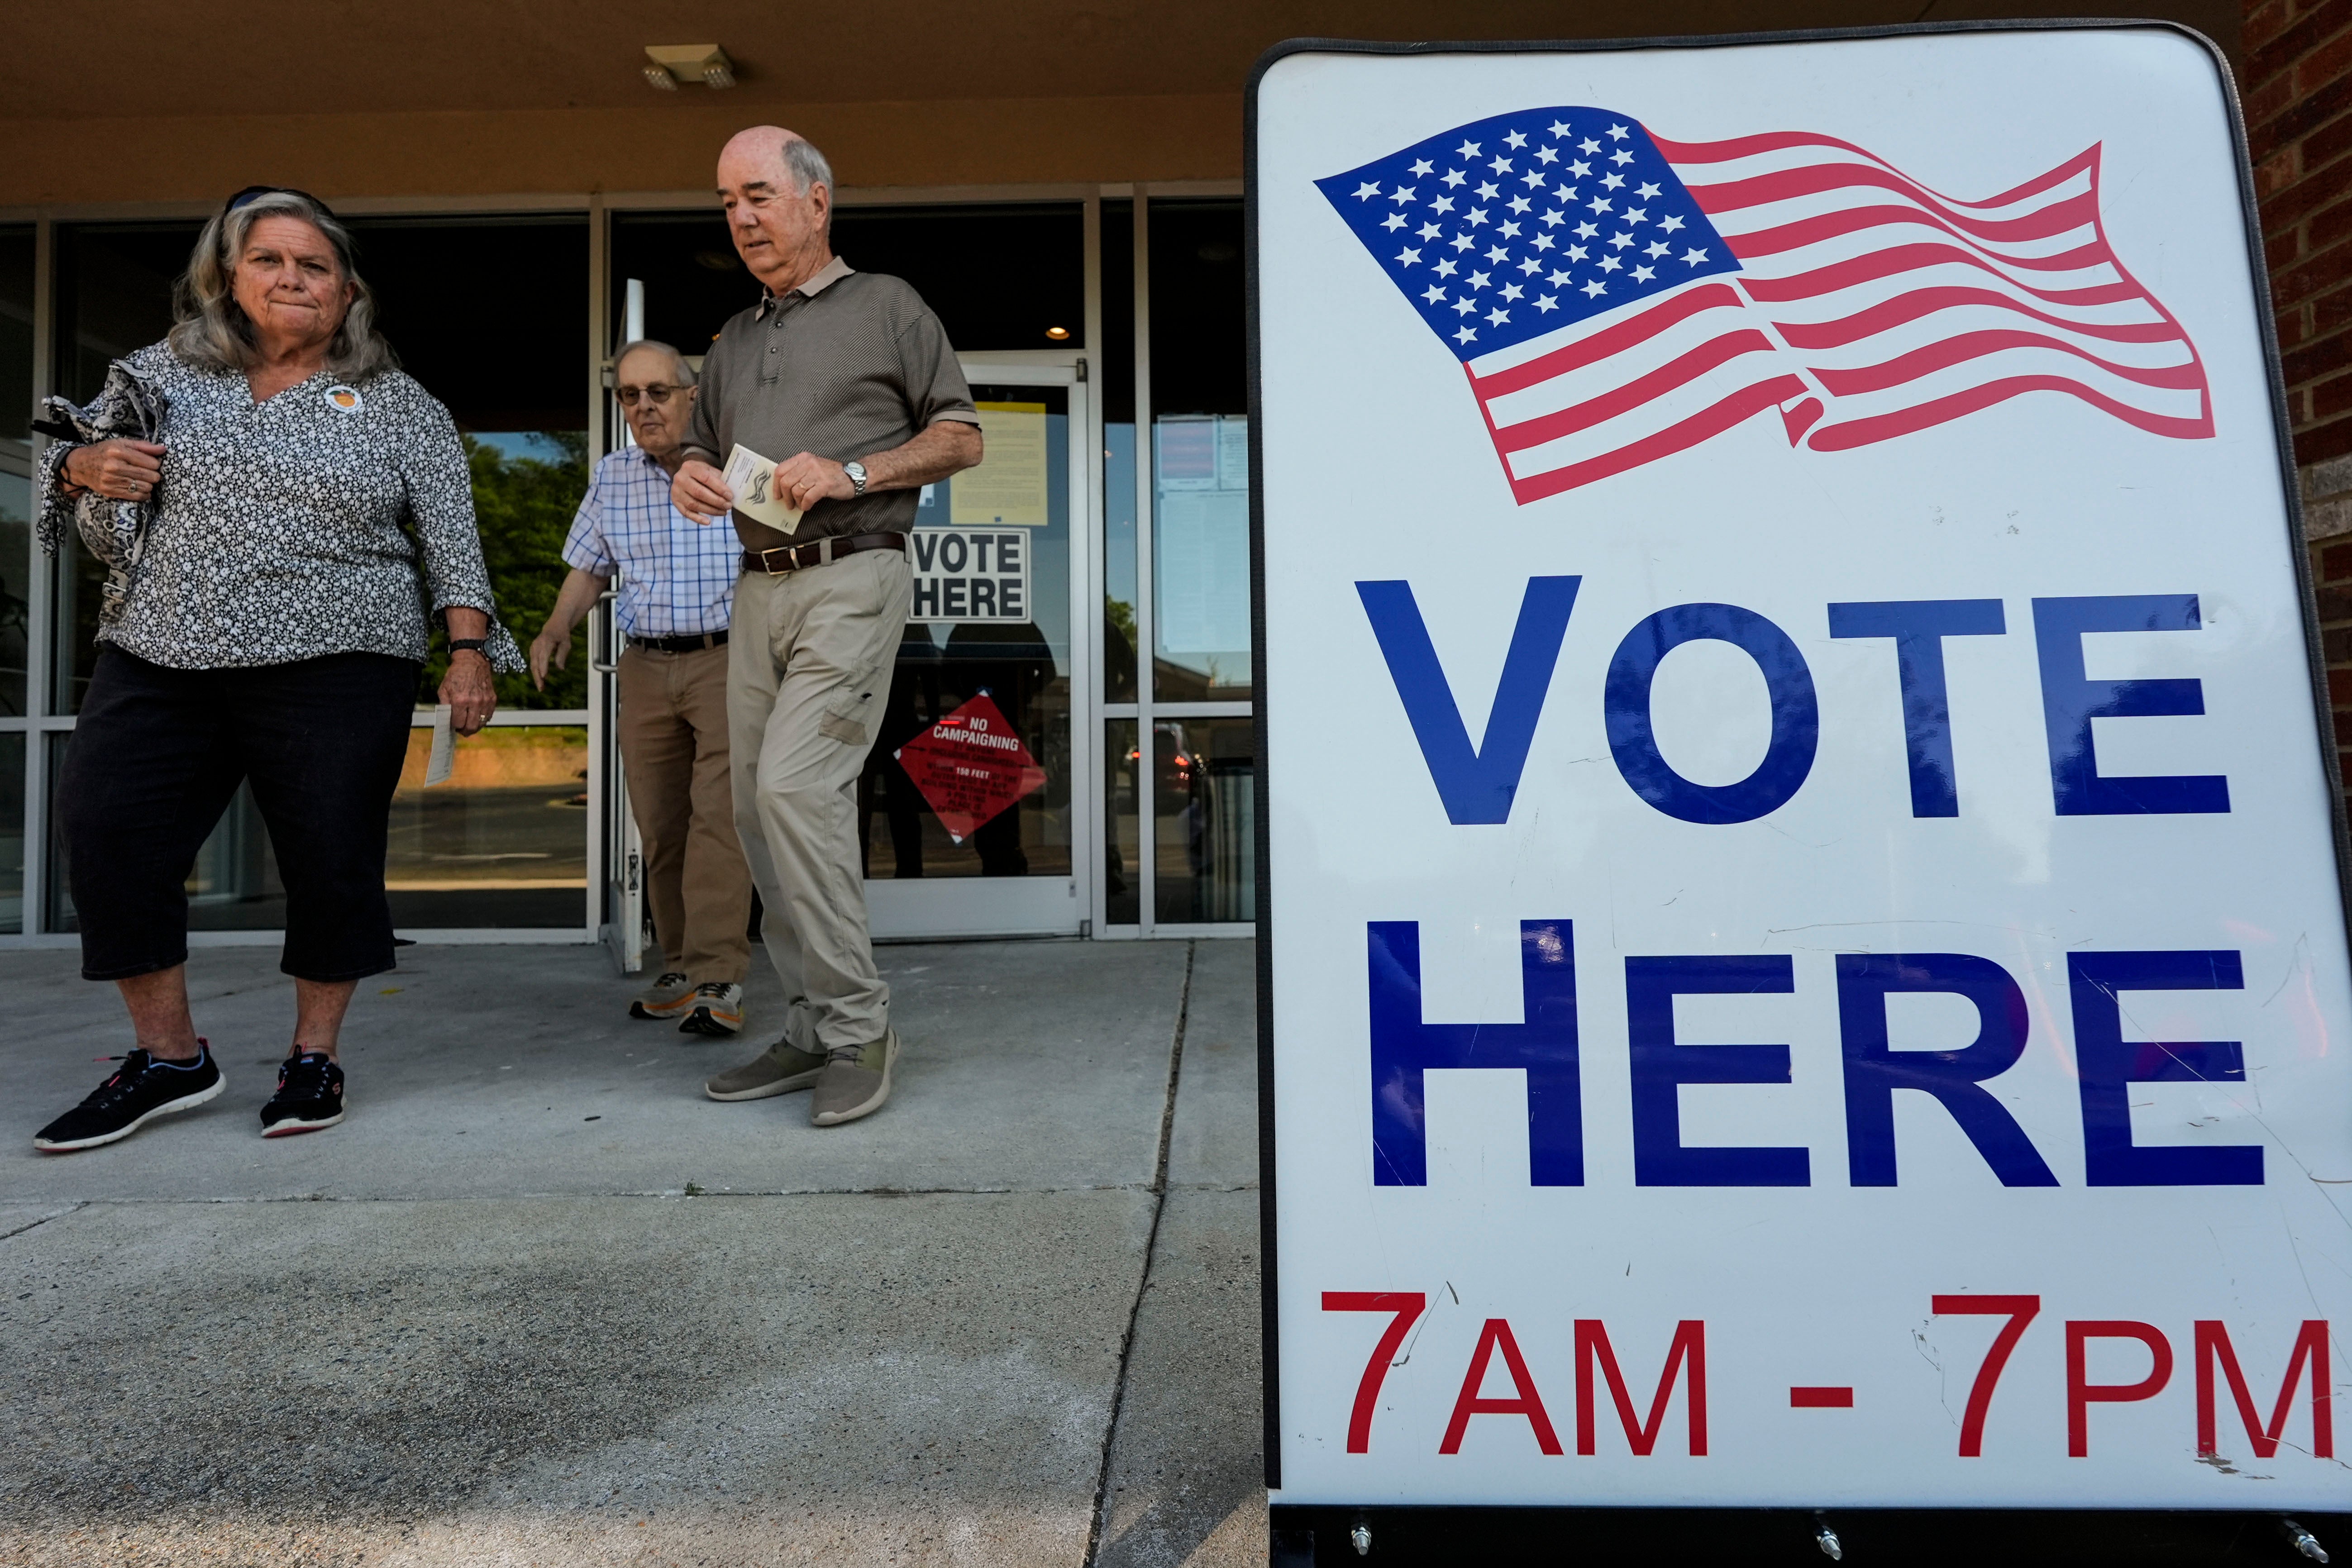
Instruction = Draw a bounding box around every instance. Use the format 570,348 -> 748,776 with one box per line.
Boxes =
682,256 -> 980,552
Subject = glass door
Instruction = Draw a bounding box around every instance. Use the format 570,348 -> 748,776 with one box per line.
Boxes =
862,366 -> 1093,939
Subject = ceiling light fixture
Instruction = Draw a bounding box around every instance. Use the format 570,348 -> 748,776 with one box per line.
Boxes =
1044,326 -> 1070,341
644,45 -> 737,91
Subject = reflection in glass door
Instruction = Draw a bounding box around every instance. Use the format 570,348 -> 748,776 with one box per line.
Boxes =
863,369 -> 1091,939
1101,197 -> 1257,935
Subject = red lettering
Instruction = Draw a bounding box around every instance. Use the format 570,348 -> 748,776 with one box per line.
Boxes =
1573,1319 -> 1707,1456
1321,1292 -> 1425,1454
2195,1320 -> 2332,1460
1930,1295 -> 2040,1457
2066,1320 -> 2173,1457
1441,1317 -> 1563,1455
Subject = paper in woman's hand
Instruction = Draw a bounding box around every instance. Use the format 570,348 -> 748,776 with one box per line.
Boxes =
425,704 -> 455,786
721,444 -> 805,534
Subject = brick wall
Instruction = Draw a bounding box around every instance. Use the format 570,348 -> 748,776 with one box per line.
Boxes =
2248,0 -> 2352,781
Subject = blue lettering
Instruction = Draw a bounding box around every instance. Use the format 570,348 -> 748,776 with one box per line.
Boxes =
2031,595 -> 2229,816
1605,605 -> 1818,825
1835,953 -> 2057,1187
1826,599 -> 2006,818
1357,577 -> 1581,825
2069,951 -> 2261,1186
1367,920 -> 1582,1186
1625,955 -> 1810,1186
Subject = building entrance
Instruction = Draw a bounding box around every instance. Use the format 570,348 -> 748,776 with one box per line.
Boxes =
863,368 -> 1090,939
593,362 -> 1093,961
0,195 -> 1258,954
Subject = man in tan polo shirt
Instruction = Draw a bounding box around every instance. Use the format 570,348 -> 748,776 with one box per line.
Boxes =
673,126 -> 982,1127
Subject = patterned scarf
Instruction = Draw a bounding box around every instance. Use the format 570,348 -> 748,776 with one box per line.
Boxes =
36,359 -> 168,627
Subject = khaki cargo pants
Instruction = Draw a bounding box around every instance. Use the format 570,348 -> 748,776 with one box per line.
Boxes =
727,548 -> 910,1054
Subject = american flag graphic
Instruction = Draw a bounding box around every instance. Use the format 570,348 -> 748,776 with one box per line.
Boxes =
1316,109 -> 2212,503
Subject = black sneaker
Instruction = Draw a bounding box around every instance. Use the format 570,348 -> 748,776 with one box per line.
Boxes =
260,1051 -> 345,1138
33,1044 -> 225,1153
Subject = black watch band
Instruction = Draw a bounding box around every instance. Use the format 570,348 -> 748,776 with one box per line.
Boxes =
448,638 -> 489,656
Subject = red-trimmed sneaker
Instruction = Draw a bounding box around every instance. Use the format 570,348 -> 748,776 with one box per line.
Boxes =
678,982 -> 745,1038
34,1044 -> 224,1153
260,1051 -> 344,1138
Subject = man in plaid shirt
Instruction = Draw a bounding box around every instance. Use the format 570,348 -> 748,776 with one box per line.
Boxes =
531,339 -> 752,1037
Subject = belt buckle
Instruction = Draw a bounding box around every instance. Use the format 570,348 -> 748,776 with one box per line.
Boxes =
756,545 -> 797,576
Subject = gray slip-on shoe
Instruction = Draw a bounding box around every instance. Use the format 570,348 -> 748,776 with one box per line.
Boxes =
705,1040 -> 826,1102
811,1030 -> 897,1126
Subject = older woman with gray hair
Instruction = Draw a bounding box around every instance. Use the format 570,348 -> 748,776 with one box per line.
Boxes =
31,186 -> 522,1154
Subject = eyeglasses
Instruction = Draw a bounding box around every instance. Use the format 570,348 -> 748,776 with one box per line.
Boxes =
617,384 -> 687,406
223,185 -> 337,218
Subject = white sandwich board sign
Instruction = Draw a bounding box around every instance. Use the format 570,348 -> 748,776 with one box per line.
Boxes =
1251,24 -> 2352,1513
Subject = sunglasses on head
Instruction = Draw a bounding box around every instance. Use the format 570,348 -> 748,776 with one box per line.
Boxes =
223,185 -> 336,219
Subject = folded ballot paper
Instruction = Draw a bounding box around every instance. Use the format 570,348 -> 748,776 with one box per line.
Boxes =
425,703 -> 455,786
721,444 -> 806,534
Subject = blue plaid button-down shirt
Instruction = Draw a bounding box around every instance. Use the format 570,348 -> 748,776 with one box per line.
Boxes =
562,445 -> 738,639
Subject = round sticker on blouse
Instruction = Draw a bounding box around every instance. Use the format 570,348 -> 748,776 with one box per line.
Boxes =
324,385 -> 364,414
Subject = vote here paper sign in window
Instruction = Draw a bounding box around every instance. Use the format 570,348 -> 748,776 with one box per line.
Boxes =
1251,25 -> 2352,1513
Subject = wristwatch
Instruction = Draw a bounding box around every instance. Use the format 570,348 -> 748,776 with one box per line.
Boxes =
844,460 -> 869,496
448,638 -> 489,658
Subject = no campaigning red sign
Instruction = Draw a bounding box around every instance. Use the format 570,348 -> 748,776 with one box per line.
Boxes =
893,693 -> 1048,842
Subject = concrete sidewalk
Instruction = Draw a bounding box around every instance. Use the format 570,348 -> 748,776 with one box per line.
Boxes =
0,938 -> 1264,1567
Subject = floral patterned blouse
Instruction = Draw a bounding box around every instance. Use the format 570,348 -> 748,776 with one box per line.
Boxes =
38,341 -> 523,672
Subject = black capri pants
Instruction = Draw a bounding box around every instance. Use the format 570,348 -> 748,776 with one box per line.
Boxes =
59,648 -> 420,983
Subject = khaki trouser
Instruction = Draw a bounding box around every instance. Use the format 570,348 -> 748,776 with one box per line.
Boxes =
728,549 -> 911,1053
617,642 -> 752,983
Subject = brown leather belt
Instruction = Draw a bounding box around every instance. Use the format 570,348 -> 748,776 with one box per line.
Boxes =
740,533 -> 908,576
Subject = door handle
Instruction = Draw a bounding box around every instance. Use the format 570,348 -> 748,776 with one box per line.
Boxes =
590,590 -> 619,673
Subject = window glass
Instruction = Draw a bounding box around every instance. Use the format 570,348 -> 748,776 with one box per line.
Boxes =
0,225 -> 30,717
0,732 -> 20,933
612,203 -> 1084,361
1102,200 -> 1137,704
1105,720 -> 1140,926
388,723 -> 589,929
1150,716 -> 1255,924
1148,201 -> 1251,702
53,223 -> 198,405
352,218 -> 592,929
347,215 -> 590,713
42,733 -> 67,931
50,223 -> 199,715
